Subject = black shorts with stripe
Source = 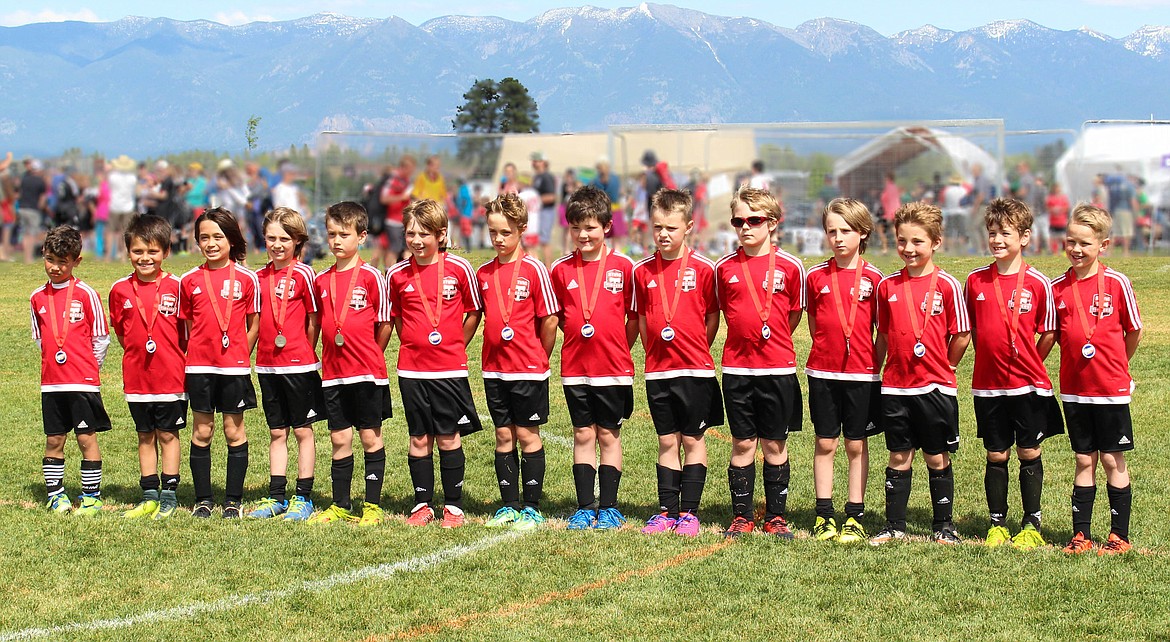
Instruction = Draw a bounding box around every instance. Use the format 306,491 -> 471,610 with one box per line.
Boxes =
259,371 -> 326,429
882,390 -> 959,455
128,399 -> 189,433
723,373 -> 803,441
42,391 -> 112,436
646,376 -> 724,437
808,377 -> 882,441
186,373 -> 257,415
974,392 -> 1064,452
1064,401 -> 1134,454
484,378 -> 549,428
563,384 -> 634,431
323,381 -> 393,431
400,377 -> 483,437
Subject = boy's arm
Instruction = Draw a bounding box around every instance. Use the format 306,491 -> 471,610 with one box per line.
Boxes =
1035,330 -> 1056,361
539,314 -> 558,357
874,332 -> 888,373
787,310 -> 802,335
462,310 -> 482,346
376,321 -> 394,352
246,313 -> 260,354
947,331 -> 971,371
638,314 -> 648,349
806,313 -> 817,339
306,312 -> 320,350
625,316 -> 639,350
1124,327 -> 1142,362
705,311 -> 720,348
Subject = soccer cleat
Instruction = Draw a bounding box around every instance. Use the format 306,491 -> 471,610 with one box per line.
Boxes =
306,503 -> 357,525
723,515 -> 755,538
813,516 -> 838,541
595,507 -> 627,530
869,526 -> 907,546
985,525 -> 1012,548
440,506 -> 465,529
47,493 -> 72,514
640,512 -> 678,534
513,506 -> 547,531
1011,523 -> 1047,550
762,515 -> 795,540
674,512 -> 701,537
153,491 -> 178,520
358,502 -> 385,527
1062,532 -> 1094,554
933,525 -> 962,545
191,500 -> 215,519
123,499 -> 159,519
837,517 -> 868,544
405,503 -> 436,527
247,497 -> 288,519
484,506 -> 521,528
75,494 -> 103,517
566,508 -> 597,530
1098,532 -> 1133,556
222,502 -> 243,519
283,495 -> 314,522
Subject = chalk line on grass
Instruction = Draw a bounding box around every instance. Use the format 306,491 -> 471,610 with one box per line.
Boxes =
476,413 -> 575,450
0,531 -> 523,642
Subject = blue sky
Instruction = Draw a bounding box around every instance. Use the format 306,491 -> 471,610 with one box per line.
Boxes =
2,0 -> 1169,37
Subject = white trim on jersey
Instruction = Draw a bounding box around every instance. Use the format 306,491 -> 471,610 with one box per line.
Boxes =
1106,268 -> 1142,329
294,262 -> 320,314
1060,392 -> 1132,405
396,368 -> 469,380
125,392 -> 189,402
804,367 -> 881,382
75,280 -> 108,337
41,383 -> 101,393
321,374 -> 391,387
881,383 -> 958,397
722,366 -> 798,376
561,375 -> 635,387
715,247 -> 808,309
255,363 -> 322,375
446,252 -> 483,310
938,270 -> 970,332
524,254 -> 561,315
972,385 -> 1054,398
184,365 -> 252,376
644,368 -> 717,381
29,284 -> 45,342
1030,266 -> 1057,332
482,369 -> 552,381
354,262 -> 391,322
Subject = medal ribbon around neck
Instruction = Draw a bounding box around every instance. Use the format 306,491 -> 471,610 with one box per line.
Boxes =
46,277 -> 77,352
269,261 -> 296,339
992,263 -> 1029,353
902,267 -> 940,350
737,247 -> 775,330
829,259 -> 865,348
329,259 -> 363,339
654,248 -> 691,329
411,253 -> 446,332
1068,265 -> 1106,347
575,246 -> 608,326
493,253 -> 524,330
202,262 -> 236,343
132,272 -> 167,340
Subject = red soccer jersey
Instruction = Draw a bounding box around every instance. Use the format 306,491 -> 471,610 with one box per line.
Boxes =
109,273 -> 186,399
30,278 -> 107,392
965,264 -> 1056,397
256,261 -> 320,375
715,247 -> 806,375
179,263 -> 260,375
550,249 -> 637,386
387,253 -> 482,379
1051,266 -> 1141,404
314,261 -> 390,386
877,267 -> 970,395
805,259 -> 885,381
477,254 -> 559,380
632,249 -> 718,379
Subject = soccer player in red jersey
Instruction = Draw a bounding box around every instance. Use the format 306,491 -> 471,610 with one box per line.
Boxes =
1051,204 -> 1142,555
552,186 -> 638,531
250,207 -> 325,521
309,201 -> 393,526
477,193 -> 560,530
109,215 -> 187,520
179,208 -> 260,519
387,199 -> 483,529
715,187 -> 806,539
32,226 -> 112,515
805,198 -> 885,544
633,189 -> 723,537
965,199 -> 1062,549
870,202 -> 970,545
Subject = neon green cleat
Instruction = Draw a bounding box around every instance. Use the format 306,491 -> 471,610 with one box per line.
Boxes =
358,502 -> 384,527
124,489 -> 159,519
307,503 -> 357,525
836,517 -> 868,544
75,494 -> 104,517
512,506 -> 547,531
485,506 -> 521,528
813,516 -> 838,541
985,525 -> 1012,547
153,490 -> 178,520
1011,523 -> 1047,550
47,493 -> 72,514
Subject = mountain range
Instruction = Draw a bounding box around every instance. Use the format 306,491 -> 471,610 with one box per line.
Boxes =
1,3 -> 1168,156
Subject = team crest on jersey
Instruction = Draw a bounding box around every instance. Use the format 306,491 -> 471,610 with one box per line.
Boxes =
274,277 -> 295,300
349,286 -> 369,310
512,277 -> 531,302
764,270 -> 785,293
442,276 -> 459,301
1007,288 -> 1034,313
854,277 -> 874,301
158,293 -> 179,317
678,268 -> 697,292
604,269 -> 624,294
68,300 -> 85,324
920,291 -> 945,316
219,280 -> 243,301
1090,293 -> 1114,318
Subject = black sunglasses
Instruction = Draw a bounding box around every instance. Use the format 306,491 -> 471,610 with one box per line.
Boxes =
730,216 -> 770,228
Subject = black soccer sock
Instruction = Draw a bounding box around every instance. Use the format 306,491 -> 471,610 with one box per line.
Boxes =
928,464 -> 955,530
1019,456 -> 1044,528
763,461 -> 790,519
408,455 -> 435,506
439,447 -> 466,510
225,442 -> 248,504
189,443 -> 213,503
573,463 -> 598,510
984,460 -> 1009,527
1106,483 -> 1132,541
520,448 -> 546,509
844,501 -> 865,520
161,472 -> 180,491
331,455 -> 354,510
140,474 -> 161,492
815,497 -> 835,520
294,476 -> 314,499
885,467 -> 912,532
598,465 -> 622,510
495,450 -> 521,509
1071,484 -> 1096,540
269,474 -> 287,502
656,464 -> 681,517
728,464 -> 755,519
364,448 -> 386,506
42,457 -> 65,498
80,459 -> 102,497
679,463 -> 707,515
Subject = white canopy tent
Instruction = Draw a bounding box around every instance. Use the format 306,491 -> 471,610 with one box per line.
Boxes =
832,126 -> 1000,199
1055,123 -> 1170,209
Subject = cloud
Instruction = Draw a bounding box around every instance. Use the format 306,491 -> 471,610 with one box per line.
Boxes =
212,10 -> 278,26
0,8 -> 102,27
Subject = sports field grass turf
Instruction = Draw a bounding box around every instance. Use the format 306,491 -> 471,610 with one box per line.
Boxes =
1,248 -> 1169,640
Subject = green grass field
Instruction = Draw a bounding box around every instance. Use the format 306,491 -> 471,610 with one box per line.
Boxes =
2,247 -> 1169,641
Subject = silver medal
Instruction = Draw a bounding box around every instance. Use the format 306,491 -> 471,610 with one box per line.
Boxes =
334,333 -> 345,347
145,339 -> 157,354
274,335 -> 287,348
761,324 -> 771,340
580,322 -> 595,338
54,349 -> 67,365
913,341 -> 926,358
660,326 -> 675,342
501,326 -> 515,341
428,330 -> 443,346
221,334 -> 230,349
1082,343 -> 1096,359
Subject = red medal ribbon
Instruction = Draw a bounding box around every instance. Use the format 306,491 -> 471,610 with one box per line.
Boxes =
411,253 -> 446,331
737,247 -> 776,327
902,267 -> 940,347
329,259 -> 363,337
268,261 -> 295,337
492,253 -> 524,329
131,272 -> 166,338
830,259 -> 866,346
654,248 -> 691,328
991,263 -> 1029,353
1068,265 -> 1106,346
46,277 -> 77,350
575,246 -> 608,325
202,262 -> 236,341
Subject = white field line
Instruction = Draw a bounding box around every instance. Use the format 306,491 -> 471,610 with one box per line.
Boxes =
477,414 -> 575,450
0,532 -> 523,642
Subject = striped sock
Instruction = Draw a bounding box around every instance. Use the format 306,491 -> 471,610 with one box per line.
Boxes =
43,457 -> 66,498
80,459 -> 102,496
